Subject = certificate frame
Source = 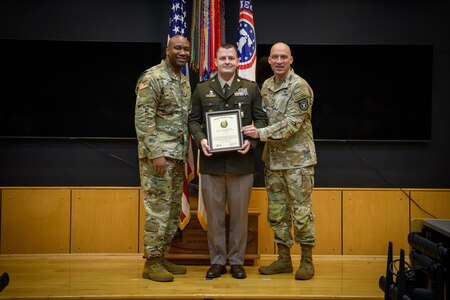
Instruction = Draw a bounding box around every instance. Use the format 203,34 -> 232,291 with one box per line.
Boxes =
205,109 -> 244,153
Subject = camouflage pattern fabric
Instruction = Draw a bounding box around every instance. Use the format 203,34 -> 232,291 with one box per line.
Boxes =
260,68 -> 317,247
258,69 -> 317,170
134,59 -> 190,258
139,157 -> 184,258
265,167 -> 315,247
135,60 -> 191,161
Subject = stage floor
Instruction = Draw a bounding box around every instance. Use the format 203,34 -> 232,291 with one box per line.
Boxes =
0,254 -> 385,299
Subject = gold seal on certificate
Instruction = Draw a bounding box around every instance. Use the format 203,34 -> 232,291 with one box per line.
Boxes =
205,109 -> 244,153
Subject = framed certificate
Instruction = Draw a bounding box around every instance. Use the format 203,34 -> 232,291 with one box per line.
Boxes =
205,109 -> 244,153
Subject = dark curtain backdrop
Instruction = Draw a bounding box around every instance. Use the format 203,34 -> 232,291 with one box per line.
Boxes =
0,0 -> 449,188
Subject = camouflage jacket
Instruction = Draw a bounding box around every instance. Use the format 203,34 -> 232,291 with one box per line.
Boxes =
258,69 -> 317,171
135,60 -> 191,161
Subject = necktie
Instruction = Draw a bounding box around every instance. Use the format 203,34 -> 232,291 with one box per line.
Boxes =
223,83 -> 229,98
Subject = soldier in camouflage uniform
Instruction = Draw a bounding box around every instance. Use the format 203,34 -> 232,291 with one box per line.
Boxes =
242,42 -> 317,280
135,35 -> 191,282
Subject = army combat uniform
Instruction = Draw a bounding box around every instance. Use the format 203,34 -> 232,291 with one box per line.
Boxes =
258,68 -> 317,248
135,60 -> 191,260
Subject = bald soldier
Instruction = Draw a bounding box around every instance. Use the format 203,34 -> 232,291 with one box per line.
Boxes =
135,35 -> 191,282
242,42 -> 317,280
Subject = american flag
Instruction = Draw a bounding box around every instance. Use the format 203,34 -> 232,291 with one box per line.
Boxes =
168,0 -> 192,230
237,0 -> 256,81
168,0 -> 188,38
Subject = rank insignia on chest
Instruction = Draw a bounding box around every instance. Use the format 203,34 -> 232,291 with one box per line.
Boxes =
234,87 -> 248,97
206,90 -> 216,98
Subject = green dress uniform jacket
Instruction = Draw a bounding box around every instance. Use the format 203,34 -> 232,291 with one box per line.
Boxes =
189,75 -> 268,174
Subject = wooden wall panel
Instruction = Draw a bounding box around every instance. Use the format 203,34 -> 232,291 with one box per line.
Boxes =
2,187 -> 449,256
139,190 -> 145,254
1,189 -> 70,254
250,188 -> 273,254
287,190 -> 342,256
343,190 -> 410,255
71,189 -> 139,253
312,190 -> 342,255
410,190 -> 450,220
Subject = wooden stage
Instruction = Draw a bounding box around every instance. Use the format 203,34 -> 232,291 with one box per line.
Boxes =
0,254 -> 386,300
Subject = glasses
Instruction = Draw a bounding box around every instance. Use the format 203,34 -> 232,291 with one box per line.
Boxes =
270,55 -> 289,61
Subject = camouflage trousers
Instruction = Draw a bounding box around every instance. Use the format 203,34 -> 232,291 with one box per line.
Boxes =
139,157 -> 184,259
264,167 -> 316,247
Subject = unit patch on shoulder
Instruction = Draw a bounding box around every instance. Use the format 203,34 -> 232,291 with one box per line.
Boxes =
299,99 -> 309,111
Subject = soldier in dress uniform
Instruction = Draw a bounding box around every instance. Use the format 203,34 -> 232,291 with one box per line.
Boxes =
242,42 -> 317,280
135,35 -> 191,282
189,43 -> 268,279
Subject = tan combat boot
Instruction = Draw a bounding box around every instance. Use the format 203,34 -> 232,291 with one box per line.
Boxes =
295,244 -> 314,280
142,257 -> 174,282
259,243 -> 293,275
161,257 -> 187,275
